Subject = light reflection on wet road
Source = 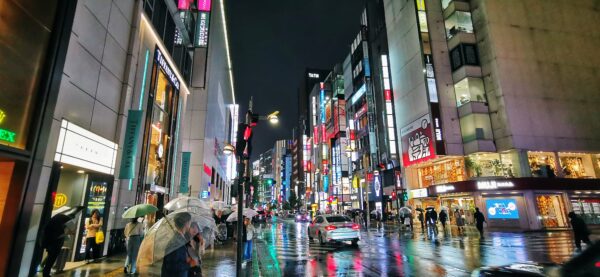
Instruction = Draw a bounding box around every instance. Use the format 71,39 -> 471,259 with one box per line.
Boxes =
251,219 -> 580,276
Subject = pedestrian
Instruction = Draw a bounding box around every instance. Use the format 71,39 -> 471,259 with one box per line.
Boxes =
426,208 -> 438,233
568,212 -> 592,250
41,214 -> 74,277
85,209 -> 102,262
124,217 -> 144,274
455,209 -> 465,235
187,222 -> 204,276
243,217 -> 255,261
399,213 -> 405,230
161,212 -> 192,277
418,210 -> 425,231
474,207 -> 486,238
439,209 -> 448,230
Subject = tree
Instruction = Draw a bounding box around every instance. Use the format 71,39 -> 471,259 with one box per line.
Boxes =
288,190 -> 298,211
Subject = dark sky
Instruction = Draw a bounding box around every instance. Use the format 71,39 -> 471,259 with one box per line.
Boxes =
226,0 -> 366,160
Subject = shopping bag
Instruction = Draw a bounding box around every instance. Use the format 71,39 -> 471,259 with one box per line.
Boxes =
95,230 -> 105,244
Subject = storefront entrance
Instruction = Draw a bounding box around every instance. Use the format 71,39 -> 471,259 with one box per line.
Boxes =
440,196 -> 476,225
570,197 -> 600,225
536,194 -> 568,228
45,163 -> 113,267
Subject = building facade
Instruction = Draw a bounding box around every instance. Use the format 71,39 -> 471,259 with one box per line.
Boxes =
1,0 -> 236,275
384,0 -> 600,230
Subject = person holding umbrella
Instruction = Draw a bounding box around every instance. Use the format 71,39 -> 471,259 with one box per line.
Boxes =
439,208 -> 448,231
122,203 -> 158,275
243,217 -> 255,262
161,212 -> 192,277
41,206 -> 83,277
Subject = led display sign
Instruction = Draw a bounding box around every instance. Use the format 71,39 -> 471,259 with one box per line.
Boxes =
195,11 -> 210,47
0,128 -> 16,143
400,114 -> 435,167
351,84 -> 366,105
197,0 -> 212,11
486,198 -> 519,219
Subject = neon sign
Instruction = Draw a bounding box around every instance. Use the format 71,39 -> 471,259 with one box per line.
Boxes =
0,128 -> 16,143
155,48 -> 180,90
0,109 -> 5,124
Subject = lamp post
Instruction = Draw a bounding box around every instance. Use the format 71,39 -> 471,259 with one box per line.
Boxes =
228,97 -> 279,276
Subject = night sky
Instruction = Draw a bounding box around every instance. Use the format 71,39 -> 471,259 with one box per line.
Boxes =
226,0 -> 366,160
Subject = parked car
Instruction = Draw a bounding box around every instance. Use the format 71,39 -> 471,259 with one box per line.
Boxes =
295,212 -> 310,223
308,215 -> 360,246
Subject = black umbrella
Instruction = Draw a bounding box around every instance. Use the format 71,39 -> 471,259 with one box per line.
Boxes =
416,207 -> 424,212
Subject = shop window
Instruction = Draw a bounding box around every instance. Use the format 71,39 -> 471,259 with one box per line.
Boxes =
143,60 -> 179,188
499,150 -> 524,177
417,158 -> 465,186
454,77 -> 486,106
450,44 -> 480,71
558,153 -> 596,178
465,153 -> 508,178
445,11 -> 474,39
459,114 -> 493,143
571,198 -> 600,225
528,151 -> 557,178
536,194 -> 568,228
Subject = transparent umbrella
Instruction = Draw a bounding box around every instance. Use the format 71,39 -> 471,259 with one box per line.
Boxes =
210,200 -> 228,210
226,208 -> 258,222
164,196 -> 210,211
399,207 -> 412,214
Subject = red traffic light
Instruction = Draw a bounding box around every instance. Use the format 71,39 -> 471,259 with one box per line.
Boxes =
328,196 -> 334,203
391,191 -> 397,200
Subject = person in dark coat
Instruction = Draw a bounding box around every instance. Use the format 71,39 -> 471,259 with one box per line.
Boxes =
474,207 -> 486,238
418,211 -> 425,231
161,212 -> 192,277
42,214 -> 73,277
569,212 -> 592,250
439,209 -> 448,230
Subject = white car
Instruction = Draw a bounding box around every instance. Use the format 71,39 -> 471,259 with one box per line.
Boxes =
308,215 -> 360,246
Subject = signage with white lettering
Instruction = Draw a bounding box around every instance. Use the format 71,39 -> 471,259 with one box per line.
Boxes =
155,48 -> 180,90
410,188 -> 428,198
195,12 -> 210,47
436,185 -> 455,193
477,180 -> 515,190
55,120 -> 118,175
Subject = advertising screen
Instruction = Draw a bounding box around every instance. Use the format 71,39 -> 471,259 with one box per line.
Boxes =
486,198 -> 519,219
400,114 -> 435,167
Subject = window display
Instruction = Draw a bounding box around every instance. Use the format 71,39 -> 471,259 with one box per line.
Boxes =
418,158 -> 465,186
454,77 -> 486,107
445,11 -> 474,39
558,153 -> 596,179
465,153 -> 514,178
571,198 -> 600,225
536,194 -> 567,228
143,61 -> 178,188
528,151 -> 557,178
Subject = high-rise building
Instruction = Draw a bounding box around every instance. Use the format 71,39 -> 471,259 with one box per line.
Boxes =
0,0 -> 236,275
384,0 -> 600,231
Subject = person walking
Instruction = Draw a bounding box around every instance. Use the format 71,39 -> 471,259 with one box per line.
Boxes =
474,207 -> 486,238
161,212 -> 192,277
568,212 -> 592,250
242,217 -> 255,262
418,210 -> 425,231
85,209 -> 102,262
455,209 -> 465,235
439,209 -> 448,231
41,214 -> 74,277
427,208 -> 438,234
124,217 -> 144,274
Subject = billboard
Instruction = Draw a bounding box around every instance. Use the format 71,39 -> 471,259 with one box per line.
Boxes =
400,114 -> 435,167
486,198 -> 519,219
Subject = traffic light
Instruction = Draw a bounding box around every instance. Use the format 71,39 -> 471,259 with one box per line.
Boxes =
402,190 -> 408,202
391,191 -> 397,200
328,196 -> 334,203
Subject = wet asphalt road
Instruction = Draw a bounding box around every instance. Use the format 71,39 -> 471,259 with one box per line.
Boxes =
246,218 -> 581,276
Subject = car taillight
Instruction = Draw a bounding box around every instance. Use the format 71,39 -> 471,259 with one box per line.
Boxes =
351,224 -> 360,230
325,225 -> 337,231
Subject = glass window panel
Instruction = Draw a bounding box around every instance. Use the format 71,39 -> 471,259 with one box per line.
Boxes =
454,77 -> 486,106
445,11 -> 474,39
459,114 -> 493,142
388,128 -> 396,141
441,0 -> 452,10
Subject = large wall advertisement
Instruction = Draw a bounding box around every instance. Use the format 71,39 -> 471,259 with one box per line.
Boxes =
486,198 -> 520,219
400,114 -> 435,167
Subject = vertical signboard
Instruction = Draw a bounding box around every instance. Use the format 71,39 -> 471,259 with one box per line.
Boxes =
197,0 -> 212,11
119,110 -> 143,179
400,114 -> 435,167
179,152 -> 191,193
195,12 -> 210,47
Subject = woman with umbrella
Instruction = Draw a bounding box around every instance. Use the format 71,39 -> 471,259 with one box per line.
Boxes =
161,212 -> 192,277
122,204 -> 158,275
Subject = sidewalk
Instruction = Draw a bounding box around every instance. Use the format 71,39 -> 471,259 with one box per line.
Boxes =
43,240 -> 255,277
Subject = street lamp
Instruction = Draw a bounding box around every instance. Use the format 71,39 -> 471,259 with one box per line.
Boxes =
233,97 -> 279,276
223,143 -> 235,156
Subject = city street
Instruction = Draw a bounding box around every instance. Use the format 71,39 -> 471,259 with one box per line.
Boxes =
251,219 -> 580,276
